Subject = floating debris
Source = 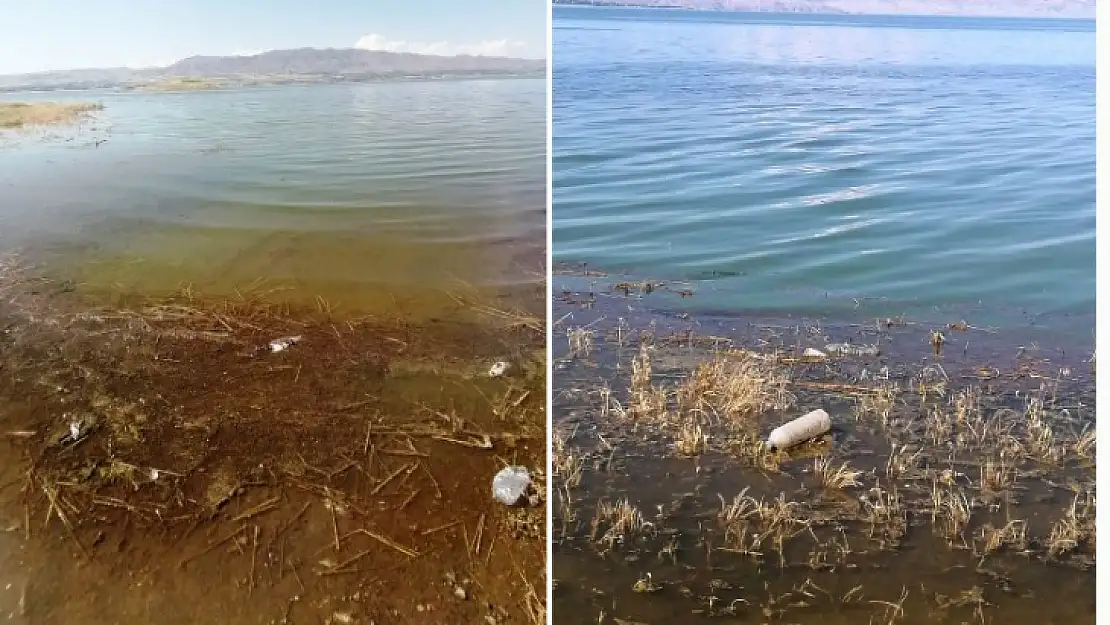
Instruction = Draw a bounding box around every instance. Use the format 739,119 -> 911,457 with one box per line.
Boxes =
931,330 -> 946,356
825,343 -> 879,357
434,433 -> 494,449
57,414 -> 98,447
632,573 -> 663,594
766,409 -> 832,452
491,466 -> 532,506
268,335 -> 302,353
488,361 -> 510,377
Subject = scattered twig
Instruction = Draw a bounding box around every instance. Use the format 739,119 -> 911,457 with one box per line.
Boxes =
230,497 -> 281,524
179,525 -> 249,569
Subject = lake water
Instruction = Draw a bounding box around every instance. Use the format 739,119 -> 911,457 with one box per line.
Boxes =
0,77 -> 548,625
0,78 -> 546,318
553,7 -> 1095,328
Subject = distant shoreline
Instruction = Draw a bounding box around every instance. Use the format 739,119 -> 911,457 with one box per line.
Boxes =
552,1 -> 1096,21
0,70 -> 546,95
551,260 -> 1094,342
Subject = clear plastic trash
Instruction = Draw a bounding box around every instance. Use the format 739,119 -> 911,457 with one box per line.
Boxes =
269,335 -> 302,352
825,343 -> 879,357
492,466 -> 531,506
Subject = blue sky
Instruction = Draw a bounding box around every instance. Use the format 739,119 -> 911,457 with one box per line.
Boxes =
0,0 -> 548,75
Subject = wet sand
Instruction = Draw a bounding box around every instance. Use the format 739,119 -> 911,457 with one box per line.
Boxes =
551,281 -> 1094,625
0,259 -> 546,625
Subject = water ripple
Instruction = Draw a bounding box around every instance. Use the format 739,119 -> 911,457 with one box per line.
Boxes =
2,79 -> 546,289
554,11 -> 1094,319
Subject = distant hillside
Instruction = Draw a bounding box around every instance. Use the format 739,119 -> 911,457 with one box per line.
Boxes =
162,48 -> 543,77
553,0 -> 1096,18
0,47 -> 545,93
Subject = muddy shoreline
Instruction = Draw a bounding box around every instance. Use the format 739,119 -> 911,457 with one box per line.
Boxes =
0,260 -> 547,625
551,282 -> 1094,624
553,260 -> 1095,341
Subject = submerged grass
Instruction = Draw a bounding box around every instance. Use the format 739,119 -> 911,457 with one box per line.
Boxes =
552,301 -> 1094,624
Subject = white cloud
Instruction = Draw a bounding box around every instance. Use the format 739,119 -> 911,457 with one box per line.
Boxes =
353,33 -> 526,58
231,48 -> 267,58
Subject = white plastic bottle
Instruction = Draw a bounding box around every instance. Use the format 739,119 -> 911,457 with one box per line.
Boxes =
766,409 -> 832,451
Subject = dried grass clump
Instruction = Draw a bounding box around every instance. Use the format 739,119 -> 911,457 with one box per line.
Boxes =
862,486 -> 907,546
855,382 -> 898,426
629,385 -> 668,420
925,406 -> 954,446
676,353 -> 791,424
674,420 -> 708,456
1073,427 -> 1095,458
978,460 -> 1014,493
813,457 -> 862,490
977,520 -> 1028,559
729,431 -> 781,472
952,386 -> 981,425
591,499 -> 649,548
0,101 -> 103,129
931,483 -> 972,544
630,344 -> 652,391
1023,396 -> 1064,463
566,326 -> 594,356
626,345 -> 670,419
718,489 -> 808,565
885,445 -> 923,480
552,431 -> 585,489
1047,491 -> 1095,559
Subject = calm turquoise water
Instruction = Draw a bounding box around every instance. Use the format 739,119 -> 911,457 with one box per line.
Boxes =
0,78 -> 545,314
553,7 -> 1095,326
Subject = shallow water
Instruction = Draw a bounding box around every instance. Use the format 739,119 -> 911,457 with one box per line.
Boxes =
0,77 -> 545,317
553,7 -> 1094,325
0,284 -> 546,625
551,295 -> 1094,625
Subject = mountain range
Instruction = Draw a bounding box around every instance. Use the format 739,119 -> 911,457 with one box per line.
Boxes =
0,48 -> 546,93
553,0 -> 1096,18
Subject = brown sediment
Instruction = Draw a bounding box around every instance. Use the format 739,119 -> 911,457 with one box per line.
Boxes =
552,294 -> 1094,624
0,256 -> 546,625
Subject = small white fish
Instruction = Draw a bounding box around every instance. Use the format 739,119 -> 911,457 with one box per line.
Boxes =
269,335 -> 303,353
488,361 -> 510,377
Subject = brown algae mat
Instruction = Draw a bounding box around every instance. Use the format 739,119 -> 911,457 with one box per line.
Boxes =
552,298 -> 1094,624
0,260 -> 546,625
